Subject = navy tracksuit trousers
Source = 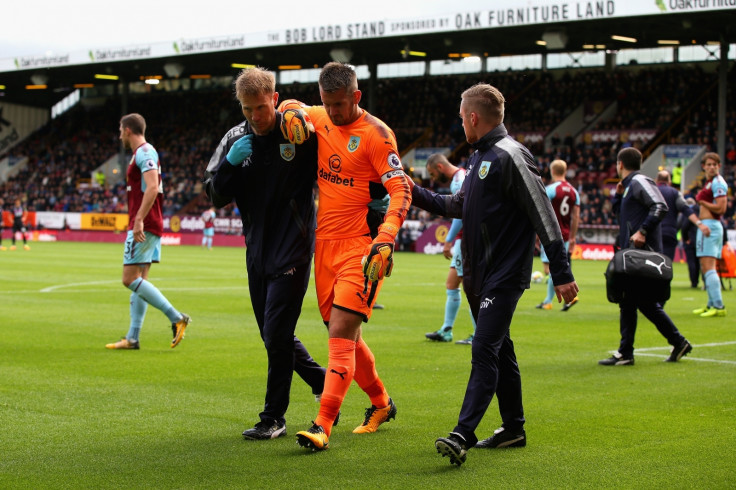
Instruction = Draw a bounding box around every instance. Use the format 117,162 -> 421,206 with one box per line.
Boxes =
618,295 -> 685,359
454,286 -> 526,446
248,261 -> 326,425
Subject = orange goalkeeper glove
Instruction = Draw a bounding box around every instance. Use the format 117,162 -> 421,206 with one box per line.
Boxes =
362,223 -> 398,282
280,108 -> 314,144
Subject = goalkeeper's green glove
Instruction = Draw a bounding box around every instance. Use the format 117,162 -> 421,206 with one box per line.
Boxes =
280,108 -> 314,144
362,223 -> 398,282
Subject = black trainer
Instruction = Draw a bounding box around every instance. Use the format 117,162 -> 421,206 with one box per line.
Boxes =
475,426 -> 526,448
242,421 -> 286,440
598,352 -> 634,366
561,296 -> 579,311
425,326 -> 452,342
435,432 -> 468,466
665,340 -> 692,362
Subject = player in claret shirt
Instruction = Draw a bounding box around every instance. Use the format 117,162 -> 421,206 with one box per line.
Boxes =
536,159 -> 580,311
692,152 -> 728,318
106,113 -> 190,351
200,207 -> 216,250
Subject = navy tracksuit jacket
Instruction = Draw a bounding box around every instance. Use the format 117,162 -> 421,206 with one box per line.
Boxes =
412,123 -> 574,446
207,113 -> 325,425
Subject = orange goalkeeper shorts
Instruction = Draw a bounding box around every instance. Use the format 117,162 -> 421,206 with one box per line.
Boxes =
314,235 -> 383,323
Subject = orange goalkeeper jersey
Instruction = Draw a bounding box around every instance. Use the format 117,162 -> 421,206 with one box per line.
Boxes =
304,106 -> 410,240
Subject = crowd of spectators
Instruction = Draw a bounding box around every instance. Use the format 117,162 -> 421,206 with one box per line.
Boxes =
1,63 -> 734,237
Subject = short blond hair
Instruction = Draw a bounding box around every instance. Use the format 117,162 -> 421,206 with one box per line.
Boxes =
550,159 -> 567,177
461,83 -> 505,123
234,67 -> 275,99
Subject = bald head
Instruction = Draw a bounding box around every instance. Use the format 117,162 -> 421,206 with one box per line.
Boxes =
425,153 -> 458,185
656,170 -> 671,184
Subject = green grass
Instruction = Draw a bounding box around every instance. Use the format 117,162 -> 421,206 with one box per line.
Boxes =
1,242 -> 735,489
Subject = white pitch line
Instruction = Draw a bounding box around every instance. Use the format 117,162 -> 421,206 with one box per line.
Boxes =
635,352 -> 736,365
607,340 -> 736,365
40,280 -> 120,292
635,340 -> 736,352
39,280 -> 247,293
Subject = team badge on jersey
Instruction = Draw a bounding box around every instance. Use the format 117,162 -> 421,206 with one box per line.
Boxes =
478,161 -> 492,179
387,152 -> 402,170
348,136 -> 361,153
144,159 -> 156,170
280,143 -> 295,162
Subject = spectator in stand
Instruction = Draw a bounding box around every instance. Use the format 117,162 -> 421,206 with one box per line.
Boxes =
671,163 -> 683,189
1,63 -> 729,237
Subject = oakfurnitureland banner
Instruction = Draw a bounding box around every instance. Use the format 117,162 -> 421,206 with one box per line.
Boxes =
2,1 -> 734,72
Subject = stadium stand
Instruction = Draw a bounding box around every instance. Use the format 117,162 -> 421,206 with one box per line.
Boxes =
1,64 -> 734,236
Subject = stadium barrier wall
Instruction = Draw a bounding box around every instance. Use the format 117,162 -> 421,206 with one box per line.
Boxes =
409,220 -> 707,262
0,229 -> 246,247
5,212 -> 733,258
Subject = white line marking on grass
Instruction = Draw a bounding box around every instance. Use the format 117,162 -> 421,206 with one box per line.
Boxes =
41,280 -> 120,292
635,341 -> 736,352
39,280 -> 247,293
635,352 -> 736,365
631,341 -> 736,365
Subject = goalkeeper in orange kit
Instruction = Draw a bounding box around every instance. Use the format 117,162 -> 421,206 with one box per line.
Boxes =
279,62 -> 412,451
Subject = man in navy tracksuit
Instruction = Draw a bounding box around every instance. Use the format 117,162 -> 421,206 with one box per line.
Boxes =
410,83 -> 578,466
599,148 -> 693,367
679,200 -> 701,288
205,67 -> 326,440
656,170 -> 694,260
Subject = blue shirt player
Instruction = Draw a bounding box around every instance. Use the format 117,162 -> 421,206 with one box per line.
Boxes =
423,154 -> 476,344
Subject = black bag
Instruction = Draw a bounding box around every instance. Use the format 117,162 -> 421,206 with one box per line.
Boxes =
604,247 -> 673,303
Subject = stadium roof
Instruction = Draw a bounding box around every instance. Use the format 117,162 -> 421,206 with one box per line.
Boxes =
1,5 -> 735,108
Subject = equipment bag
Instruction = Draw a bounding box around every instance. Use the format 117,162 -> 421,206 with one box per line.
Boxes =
604,247 -> 673,304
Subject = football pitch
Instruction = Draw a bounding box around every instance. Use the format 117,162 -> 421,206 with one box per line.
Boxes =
2,241 -> 734,489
